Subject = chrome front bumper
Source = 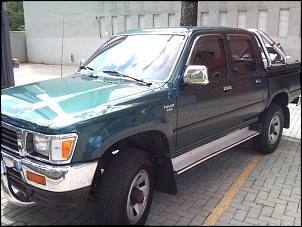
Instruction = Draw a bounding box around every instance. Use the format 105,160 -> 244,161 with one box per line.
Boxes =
1,151 -> 98,207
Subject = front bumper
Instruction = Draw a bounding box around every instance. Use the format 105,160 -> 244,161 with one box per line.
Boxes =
1,151 -> 98,209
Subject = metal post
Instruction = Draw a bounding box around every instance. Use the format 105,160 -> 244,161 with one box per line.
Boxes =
1,1 -> 15,89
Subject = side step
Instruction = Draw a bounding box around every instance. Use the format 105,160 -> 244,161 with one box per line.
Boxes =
172,126 -> 260,174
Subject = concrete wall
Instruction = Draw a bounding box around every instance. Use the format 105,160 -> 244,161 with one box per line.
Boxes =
23,1 -> 301,65
197,1 -> 301,63
23,1 -> 181,66
9,31 -> 27,63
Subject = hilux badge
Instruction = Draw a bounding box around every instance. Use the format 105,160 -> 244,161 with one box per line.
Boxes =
164,103 -> 174,112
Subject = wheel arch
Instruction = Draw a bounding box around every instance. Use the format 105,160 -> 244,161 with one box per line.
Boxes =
253,102 -> 285,154
267,91 -> 290,128
92,129 -> 177,196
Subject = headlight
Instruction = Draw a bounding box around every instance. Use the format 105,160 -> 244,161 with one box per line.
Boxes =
33,134 -> 50,157
32,133 -> 78,163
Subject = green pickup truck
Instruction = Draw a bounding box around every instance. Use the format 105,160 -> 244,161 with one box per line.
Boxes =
1,27 -> 301,225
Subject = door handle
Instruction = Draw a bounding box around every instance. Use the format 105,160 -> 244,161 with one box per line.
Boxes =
223,85 -> 232,91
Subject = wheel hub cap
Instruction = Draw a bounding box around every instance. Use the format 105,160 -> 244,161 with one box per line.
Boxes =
126,169 -> 150,224
269,116 -> 280,144
130,188 -> 144,204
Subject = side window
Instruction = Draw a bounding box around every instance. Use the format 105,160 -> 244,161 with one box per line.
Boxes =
188,34 -> 227,79
227,34 -> 257,75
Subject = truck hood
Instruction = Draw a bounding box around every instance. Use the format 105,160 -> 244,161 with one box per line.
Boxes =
1,74 -> 158,130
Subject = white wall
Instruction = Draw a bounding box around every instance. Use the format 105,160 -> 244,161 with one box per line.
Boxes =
10,31 -> 27,62
23,1 -> 301,65
197,1 -> 301,62
23,1 -> 181,66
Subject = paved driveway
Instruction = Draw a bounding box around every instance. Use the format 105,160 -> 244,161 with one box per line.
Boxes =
1,63 -> 301,226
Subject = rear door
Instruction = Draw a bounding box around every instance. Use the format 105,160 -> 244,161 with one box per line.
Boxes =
225,33 -> 266,126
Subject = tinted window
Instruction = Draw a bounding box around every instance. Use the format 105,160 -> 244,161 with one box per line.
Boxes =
189,35 -> 227,79
228,34 -> 257,75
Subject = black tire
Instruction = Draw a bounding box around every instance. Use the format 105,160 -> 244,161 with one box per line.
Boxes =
252,103 -> 284,154
97,148 -> 154,225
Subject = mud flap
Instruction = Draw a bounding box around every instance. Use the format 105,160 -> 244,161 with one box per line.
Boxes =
283,105 -> 290,128
153,156 -> 177,195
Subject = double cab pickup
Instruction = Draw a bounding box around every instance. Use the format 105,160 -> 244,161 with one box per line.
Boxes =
1,27 -> 301,225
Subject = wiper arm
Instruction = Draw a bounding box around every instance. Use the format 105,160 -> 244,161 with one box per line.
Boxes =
102,70 -> 152,86
79,66 -> 97,78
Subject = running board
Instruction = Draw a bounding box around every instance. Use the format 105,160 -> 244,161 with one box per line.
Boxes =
172,126 -> 260,174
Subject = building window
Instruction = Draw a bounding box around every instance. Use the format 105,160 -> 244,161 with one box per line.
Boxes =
100,16 -> 105,38
257,9 -> 267,33
112,16 -> 118,35
168,13 -> 175,27
153,14 -> 160,27
219,11 -> 227,27
138,15 -> 145,29
278,9 -> 289,37
200,12 -> 209,26
237,10 -> 247,28
125,15 -> 131,30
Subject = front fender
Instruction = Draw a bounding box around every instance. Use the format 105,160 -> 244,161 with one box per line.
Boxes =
71,99 -> 177,163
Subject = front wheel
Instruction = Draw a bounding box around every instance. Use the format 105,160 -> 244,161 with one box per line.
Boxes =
252,103 -> 284,154
97,148 -> 154,225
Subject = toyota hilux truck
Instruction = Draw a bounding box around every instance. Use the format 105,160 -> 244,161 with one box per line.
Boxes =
1,27 -> 301,225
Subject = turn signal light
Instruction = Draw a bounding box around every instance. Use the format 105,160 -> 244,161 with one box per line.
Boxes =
62,140 -> 73,158
26,171 -> 46,185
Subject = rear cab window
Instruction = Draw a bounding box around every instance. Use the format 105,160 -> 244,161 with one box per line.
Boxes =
227,34 -> 258,75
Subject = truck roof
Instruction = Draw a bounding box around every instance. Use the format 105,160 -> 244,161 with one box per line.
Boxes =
116,26 -> 250,36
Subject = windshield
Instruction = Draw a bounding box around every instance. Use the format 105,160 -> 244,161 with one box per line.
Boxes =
83,34 -> 185,82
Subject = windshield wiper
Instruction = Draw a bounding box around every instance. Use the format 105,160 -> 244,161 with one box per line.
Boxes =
102,70 -> 152,86
79,66 -> 98,78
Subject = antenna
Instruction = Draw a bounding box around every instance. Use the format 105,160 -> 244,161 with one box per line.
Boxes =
60,18 -> 65,77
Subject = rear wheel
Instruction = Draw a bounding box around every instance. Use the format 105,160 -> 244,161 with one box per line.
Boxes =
253,103 -> 284,154
97,148 -> 154,225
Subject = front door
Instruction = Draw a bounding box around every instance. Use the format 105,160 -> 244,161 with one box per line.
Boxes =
175,33 -> 234,152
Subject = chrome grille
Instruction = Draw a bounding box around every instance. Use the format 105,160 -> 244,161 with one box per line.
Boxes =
1,125 -> 19,153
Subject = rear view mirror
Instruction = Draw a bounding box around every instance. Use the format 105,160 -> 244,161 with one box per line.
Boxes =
183,65 -> 209,85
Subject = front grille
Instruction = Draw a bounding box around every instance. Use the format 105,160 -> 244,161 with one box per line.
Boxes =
1,126 -> 18,152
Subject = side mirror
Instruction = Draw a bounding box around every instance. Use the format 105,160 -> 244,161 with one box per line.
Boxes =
80,59 -> 86,66
183,65 -> 209,85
